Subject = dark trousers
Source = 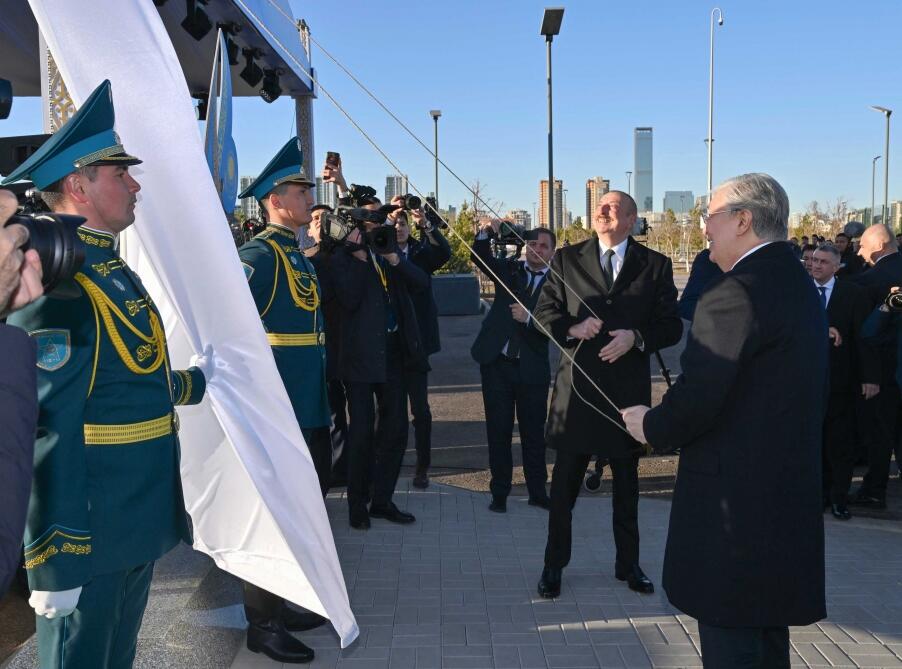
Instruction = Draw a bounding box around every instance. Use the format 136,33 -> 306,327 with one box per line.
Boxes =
545,451 -> 639,571
403,367 -> 433,472
327,378 -> 349,482
480,357 -> 548,500
823,393 -> 855,505
345,334 -> 407,511
38,562 -> 154,669
244,424 -> 330,625
698,623 -> 789,669
861,382 -> 902,496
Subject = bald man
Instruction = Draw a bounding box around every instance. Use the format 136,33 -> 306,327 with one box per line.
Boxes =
852,224 -> 902,509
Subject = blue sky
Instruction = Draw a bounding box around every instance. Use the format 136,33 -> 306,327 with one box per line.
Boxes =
5,0 -> 901,217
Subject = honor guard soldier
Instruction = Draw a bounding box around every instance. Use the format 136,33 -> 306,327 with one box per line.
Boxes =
236,138 -> 332,664
3,80 -> 208,668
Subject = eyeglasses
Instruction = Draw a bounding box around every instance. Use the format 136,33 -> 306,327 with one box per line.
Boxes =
700,208 -> 738,225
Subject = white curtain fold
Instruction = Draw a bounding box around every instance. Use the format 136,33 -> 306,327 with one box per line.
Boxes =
26,0 -> 357,647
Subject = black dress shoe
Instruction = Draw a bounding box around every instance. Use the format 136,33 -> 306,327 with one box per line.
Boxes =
412,472 -> 429,489
849,490 -> 887,509
349,506 -> 371,530
616,564 -> 655,594
247,620 -> 315,664
537,566 -> 562,599
831,504 -> 852,520
527,496 -> 551,510
489,497 -> 507,513
369,502 -> 416,524
282,605 -> 328,632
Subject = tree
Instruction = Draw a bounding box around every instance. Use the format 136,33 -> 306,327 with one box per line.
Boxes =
572,215 -> 583,229
647,209 -> 680,258
436,202 -> 477,274
557,226 -> 591,246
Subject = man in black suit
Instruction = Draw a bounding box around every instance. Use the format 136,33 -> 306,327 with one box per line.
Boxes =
331,206 -> 429,529
623,173 -> 827,669
0,189 -> 44,596
533,191 -> 681,598
834,233 -> 864,277
851,224 -> 902,508
471,220 -> 556,512
810,244 -> 880,520
388,201 -> 451,489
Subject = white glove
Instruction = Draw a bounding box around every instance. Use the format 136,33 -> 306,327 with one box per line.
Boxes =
189,351 -> 213,383
29,586 -> 82,619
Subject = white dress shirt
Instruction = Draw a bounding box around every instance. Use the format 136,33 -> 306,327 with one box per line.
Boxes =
599,238 -> 629,282
813,276 -> 835,308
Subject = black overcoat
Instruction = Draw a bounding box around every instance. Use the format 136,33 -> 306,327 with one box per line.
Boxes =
644,241 -> 828,627
534,236 -> 681,457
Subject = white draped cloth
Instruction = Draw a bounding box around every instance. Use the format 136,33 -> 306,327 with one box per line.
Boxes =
27,0 -> 357,647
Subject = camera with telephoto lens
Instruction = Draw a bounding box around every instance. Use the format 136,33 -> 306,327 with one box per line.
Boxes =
496,221 -> 526,245
320,205 -> 398,255
5,188 -> 85,292
423,196 -> 447,230
884,290 -> 902,312
397,193 -> 421,211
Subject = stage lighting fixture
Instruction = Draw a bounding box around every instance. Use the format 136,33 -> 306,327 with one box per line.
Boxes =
240,48 -> 263,87
260,69 -> 282,103
181,0 -> 212,41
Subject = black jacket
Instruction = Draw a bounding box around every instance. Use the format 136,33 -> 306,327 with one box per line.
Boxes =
0,324 -> 38,596
823,278 -> 879,394
534,236 -> 682,457
677,248 -> 722,321
331,248 -> 428,383
470,237 -> 551,385
401,228 -> 451,356
306,244 -> 341,381
644,242 -> 827,628
853,252 -> 902,384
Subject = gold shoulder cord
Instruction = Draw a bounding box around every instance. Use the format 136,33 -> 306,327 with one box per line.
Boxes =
74,273 -> 167,375
265,239 -> 320,311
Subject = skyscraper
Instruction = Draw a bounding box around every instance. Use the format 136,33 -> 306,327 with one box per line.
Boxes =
634,127 -> 653,213
539,179 -> 563,228
663,191 -> 694,216
315,177 -> 338,208
239,175 -> 261,221
585,176 -> 610,225
385,174 -> 409,203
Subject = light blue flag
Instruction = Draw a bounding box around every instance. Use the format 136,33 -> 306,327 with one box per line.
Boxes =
204,30 -> 238,213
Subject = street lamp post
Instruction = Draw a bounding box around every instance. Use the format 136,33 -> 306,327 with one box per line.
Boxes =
541,7 -> 564,230
870,106 -> 892,228
706,8 -> 724,198
429,110 -> 441,207
872,155 -> 882,225
625,170 -> 632,197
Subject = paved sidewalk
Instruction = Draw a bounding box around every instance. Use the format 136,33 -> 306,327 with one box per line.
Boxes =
231,481 -> 902,669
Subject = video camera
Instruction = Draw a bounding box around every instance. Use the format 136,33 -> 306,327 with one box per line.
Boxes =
884,290 -> 902,312
320,204 -> 399,255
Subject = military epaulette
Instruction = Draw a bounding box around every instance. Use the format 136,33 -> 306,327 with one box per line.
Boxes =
170,366 -> 207,406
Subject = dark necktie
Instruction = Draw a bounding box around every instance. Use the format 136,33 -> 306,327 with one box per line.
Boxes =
525,269 -> 543,296
818,285 -> 827,308
601,249 -> 615,289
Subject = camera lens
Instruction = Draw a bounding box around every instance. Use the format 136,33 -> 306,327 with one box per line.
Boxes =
366,226 -> 397,255
400,194 -> 421,211
886,292 -> 902,312
5,213 -> 86,292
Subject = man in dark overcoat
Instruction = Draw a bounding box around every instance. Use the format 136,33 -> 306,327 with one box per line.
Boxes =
533,190 -> 681,598
623,173 -> 827,669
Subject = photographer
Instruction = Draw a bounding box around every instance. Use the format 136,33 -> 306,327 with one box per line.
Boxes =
470,217 -> 555,512
388,197 -> 451,488
326,176 -> 429,529
0,188 -> 43,597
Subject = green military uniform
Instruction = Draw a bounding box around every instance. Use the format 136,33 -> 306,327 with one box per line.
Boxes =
3,80 -> 205,669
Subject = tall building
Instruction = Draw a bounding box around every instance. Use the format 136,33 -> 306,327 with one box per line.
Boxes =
315,177 -> 338,208
539,179 -> 563,228
585,176 -> 610,225
634,127 -> 653,213
663,191 -> 695,216
891,201 -> 902,230
385,174 -> 409,203
239,175 -> 261,221
507,209 -> 532,229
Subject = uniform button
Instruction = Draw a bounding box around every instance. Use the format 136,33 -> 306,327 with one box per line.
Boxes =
606,299 -> 612,305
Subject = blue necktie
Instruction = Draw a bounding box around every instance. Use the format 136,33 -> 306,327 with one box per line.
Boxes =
818,286 -> 827,308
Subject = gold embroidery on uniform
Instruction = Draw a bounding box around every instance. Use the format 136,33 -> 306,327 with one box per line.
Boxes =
173,370 -> 192,405
136,343 -> 156,362
78,230 -> 113,248
266,332 -> 325,346
74,273 -> 167,375
125,299 -> 147,316
92,262 -> 111,277
84,414 -> 173,445
25,545 -> 58,569
61,543 -> 91,556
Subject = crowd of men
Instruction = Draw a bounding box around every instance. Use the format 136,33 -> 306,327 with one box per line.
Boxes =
0,81 -> 900,669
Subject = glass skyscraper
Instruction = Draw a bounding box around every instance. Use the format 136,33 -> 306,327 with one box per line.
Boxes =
634,127 -> 653,213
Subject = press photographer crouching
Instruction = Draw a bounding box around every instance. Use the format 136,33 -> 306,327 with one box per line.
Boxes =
0,188 -> 46,597
325,187 -> 429,529
387,196 -> 451,488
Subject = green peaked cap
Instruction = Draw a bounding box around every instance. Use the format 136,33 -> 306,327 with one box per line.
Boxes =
1,80 -> 141,190
238,136 -> 314,202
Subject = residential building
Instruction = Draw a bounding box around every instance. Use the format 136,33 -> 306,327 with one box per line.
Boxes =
539,179 -> 563,228
385,174 -> 409,203
239,175 -> 261,221
507,209 -> 531,229
585,176 -> 610,225
315,177 -> 338,209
